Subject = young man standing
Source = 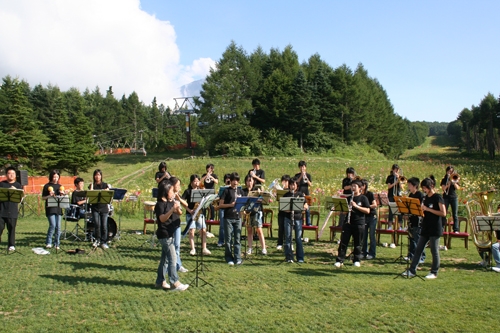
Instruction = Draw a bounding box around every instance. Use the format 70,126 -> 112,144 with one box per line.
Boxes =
294,161 -> 312,226
0,167 -> 24,251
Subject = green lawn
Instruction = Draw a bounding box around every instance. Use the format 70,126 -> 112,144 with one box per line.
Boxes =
0,214 -> 497,333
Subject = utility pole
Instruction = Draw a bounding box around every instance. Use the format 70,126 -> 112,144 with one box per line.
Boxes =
173,97 -> 197,149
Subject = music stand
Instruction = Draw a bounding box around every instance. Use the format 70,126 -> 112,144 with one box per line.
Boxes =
85,190 -> 114,255
47,195 -> 71,254
112,188 -> 127,240
318,197 -> 348,239
0,188 -> 24,255
393,196 -> 424,280
476,216 -> 500,269
278,196 -> 305,265
248,191 -> 271,205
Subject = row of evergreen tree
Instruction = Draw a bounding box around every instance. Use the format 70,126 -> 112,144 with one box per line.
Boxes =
198,42 -> 428,158
0,76 -> 189,174
448,93 -> 500,159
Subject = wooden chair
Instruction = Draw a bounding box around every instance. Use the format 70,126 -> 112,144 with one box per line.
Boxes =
376,207 -> 396,245
328,211 -> 342,242
447,216 -> 469,249
143,201 -> 156,234
395,215 -> 409,245
302,209 -> 320,241
206,207 -> 220,233
262,208 -> 273,238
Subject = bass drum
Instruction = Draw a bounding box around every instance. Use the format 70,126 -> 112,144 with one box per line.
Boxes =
86,217 -> 117,241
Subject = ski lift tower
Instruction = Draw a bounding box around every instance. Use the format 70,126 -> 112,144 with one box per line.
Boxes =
173,97 -> 197,149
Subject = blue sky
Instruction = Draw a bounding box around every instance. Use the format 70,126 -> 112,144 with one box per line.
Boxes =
140,0 -> 500,123
1,1 -> 498,123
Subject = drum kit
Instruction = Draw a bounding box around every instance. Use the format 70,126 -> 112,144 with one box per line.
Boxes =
64,204 -> 117,242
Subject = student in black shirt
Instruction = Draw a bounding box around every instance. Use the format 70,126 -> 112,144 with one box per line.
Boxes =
361,179 -> 377,260
403,176 -> 446,279
440,165 -> 460,232
283,177 -> 308,263
335,180 -> 370,267
0,167 -> 23,251
201,163 -> 219,190
276,174 -> 290,250
71,177 -> 86,219
339,167 -> 356,226
294,160 -> 312,225
155,162 -> 171,186
406,177 -> 425,263
248,158 -> 265,188
42,169 -> 65,250
154,180 -> 188,291
385,164 -> 402,230
89,169 -> 111,249
219,172 -> 243,265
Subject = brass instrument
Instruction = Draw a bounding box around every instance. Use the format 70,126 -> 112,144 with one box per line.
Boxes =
399,176 -> 408,184
466,191 -> 497,259
302,172 -> 309,183
451,173 -> 460,183
354,175 -> 362,181
212,197 -> 220,209
192,202 -> 202,221
473,190 -> 496,216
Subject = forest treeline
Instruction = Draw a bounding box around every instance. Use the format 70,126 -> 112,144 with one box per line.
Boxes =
1,42 -> 441,174
447,92 -> 500,159
197,42 -> 429,158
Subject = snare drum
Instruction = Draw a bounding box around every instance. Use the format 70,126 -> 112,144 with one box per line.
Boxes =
65,205 -> 80,222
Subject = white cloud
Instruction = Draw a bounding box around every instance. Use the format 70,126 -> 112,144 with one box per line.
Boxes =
0,0 -> 213,107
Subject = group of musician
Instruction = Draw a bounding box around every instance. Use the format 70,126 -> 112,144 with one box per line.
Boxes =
2,161 -> 500,285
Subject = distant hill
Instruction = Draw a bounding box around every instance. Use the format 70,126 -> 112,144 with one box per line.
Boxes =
179,79 -> 205,98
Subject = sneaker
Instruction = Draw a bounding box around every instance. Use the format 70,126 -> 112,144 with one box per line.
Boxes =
228,261 -> 234,266
189,249 -> 196,256
387,226 -> 393,231
55,246 -> 60,250
8,246 -> 15,251
454,231 -> 459,234
178,266 -> 189,273
262,248 -> 267,255
236,260 -> 242,265
298,259 -> 304,263
155,281 -> 170,290
491,267 -> 500,273
402,270 -> 416,277
403,256 -> 410,261
425,273 -> 437,279
276,245 -> 283,250
287,259 -> 294,263
354,261 -> 361,267
202,248 -> 211,255
101,243 -> 109,249
303,237 -> 309,243
206,232 -> 215,238
389,243 -> 396,248
217,243 -> 224,247
170,283 -> 189,291
46,244 -> 52,249
92,241 -> 99,248
439,245 -> 448,251
246,247 -> 252,255
419,259 -> 425,264
365,255 -> 374,260
334,262 -> 343,268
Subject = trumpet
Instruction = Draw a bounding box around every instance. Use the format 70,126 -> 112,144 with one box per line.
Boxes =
302,173 -> 309,183
399,176 -> 408,184
205,172 -> 213,183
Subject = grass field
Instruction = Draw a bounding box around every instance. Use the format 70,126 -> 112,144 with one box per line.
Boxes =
1,137 -> 499,332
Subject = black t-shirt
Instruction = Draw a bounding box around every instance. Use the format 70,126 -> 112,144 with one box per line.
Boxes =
365,191 -> 376,217
421,193 -> 444,237
283,190 -> 305,221
89,182 -> 110,213
155,171 -> 171,186
386,174 -> 401,198
342,177 -> 352,195
408,191 -> 424,228
0,180 -> 23,219
440,175 -> 458,198
42,183 -> 63,216
294,172 -> 312,195
348,194 -> 370,225
71,191 -> 86,207
201,173 -> 218,190
155,200 -> 180,239
248,169 -> 265,187
181,187 -> 197,211
222,186 -> 242,219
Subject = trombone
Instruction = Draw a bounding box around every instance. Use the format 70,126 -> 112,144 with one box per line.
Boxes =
444,173 -> 460,195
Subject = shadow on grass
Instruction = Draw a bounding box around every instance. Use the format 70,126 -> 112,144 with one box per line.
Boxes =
58,261 -> 156,273
39,274 -> 153,289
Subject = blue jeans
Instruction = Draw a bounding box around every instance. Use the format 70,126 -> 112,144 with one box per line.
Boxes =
492,242 -> 500,266
174,227 -> 183,270
92,211 -> 109,244
218,210 -> 225,245
362,215 -> 377,257
305,207 -> 311,226
408,226 -> 426,262
444,196 -> 459,231
224,218 -> 241,263
410,235 -> 440,275
46,214 -> 62,246
156,237 -> 179,286
284,217 -> 304,261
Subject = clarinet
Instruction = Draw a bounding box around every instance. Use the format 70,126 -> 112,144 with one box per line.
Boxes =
346,196 -> 353,225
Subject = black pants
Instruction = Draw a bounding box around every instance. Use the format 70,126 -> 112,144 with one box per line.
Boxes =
0,217 -> 17,247
337,223 -> 364,263
277,213 -> 285,246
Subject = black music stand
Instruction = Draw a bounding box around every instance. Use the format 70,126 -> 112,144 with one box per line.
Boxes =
476,216 -> 500,270
392,196 -> 424,280
235,196 -> 261,265
188,192 -> 217,288
85,190 -> 114,255
112,188 -> 127,240
278,196 -> 305,265
47,195 -> 71,254
0,188 -> 24,255
246,191 -> 269,253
